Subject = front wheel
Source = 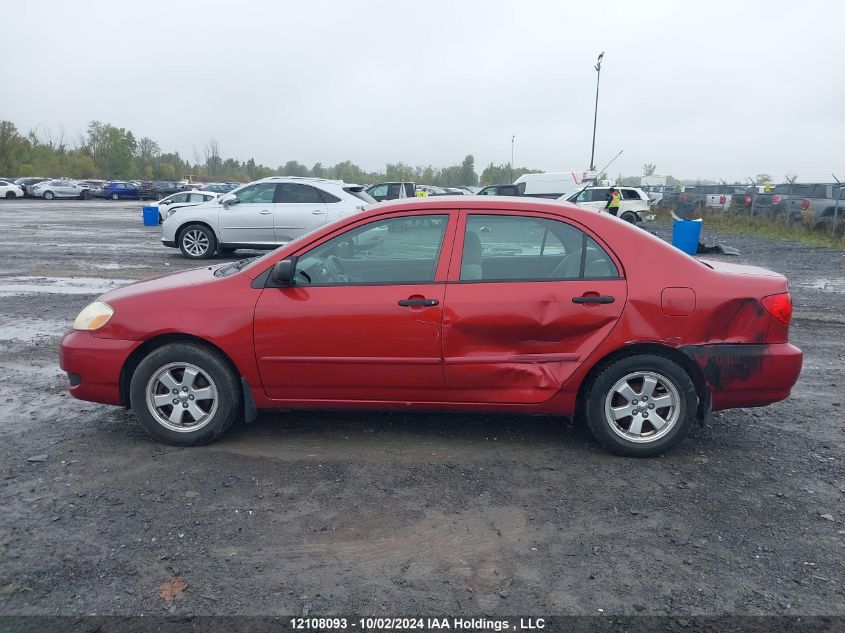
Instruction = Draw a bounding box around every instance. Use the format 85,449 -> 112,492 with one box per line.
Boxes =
111,192 -> 119,200
179,223 -> 217,259
80,190 -> 89,200
4,192 -> 14,199
44,191 -> 55,200
585,354 -> 696,457
129,343 -> 242,446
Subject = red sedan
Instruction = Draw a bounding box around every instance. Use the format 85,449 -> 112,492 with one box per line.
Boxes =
60,197 -> 802,457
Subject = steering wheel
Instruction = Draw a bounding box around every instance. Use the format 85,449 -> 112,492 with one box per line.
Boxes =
324,255 -> 350,283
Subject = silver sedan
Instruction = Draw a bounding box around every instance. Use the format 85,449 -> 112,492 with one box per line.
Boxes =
31,180 -> 92,200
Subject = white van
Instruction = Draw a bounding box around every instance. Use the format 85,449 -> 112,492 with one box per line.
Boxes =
513,170 -> 596,198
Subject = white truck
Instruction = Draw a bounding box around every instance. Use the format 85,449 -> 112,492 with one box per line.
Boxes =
513,170 -> 597,198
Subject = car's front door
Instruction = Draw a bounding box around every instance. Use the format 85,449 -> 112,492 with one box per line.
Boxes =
218,182 -> 278,245
442,212 -> 627,404
273,183 -> 329,244
253,213 -> 455,402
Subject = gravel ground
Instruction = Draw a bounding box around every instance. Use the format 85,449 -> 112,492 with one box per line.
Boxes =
0,200 -> 842,617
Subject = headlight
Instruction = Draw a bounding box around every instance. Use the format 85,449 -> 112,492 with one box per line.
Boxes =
73,301 -> 114,331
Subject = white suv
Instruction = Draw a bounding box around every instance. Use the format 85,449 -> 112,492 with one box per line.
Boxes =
161,177 -> 376,259
561,186 -> 651,223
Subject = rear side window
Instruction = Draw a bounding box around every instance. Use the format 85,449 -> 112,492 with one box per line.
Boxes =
621,189 -> 641,200
460,214 -> 618,281
276,183 -> 323,204
319,190 -> 342,203
369,184 -> 388,197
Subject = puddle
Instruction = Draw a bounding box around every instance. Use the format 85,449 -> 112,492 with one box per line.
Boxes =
804,278 -> 845,293
90,262 -> 153,270
0,319 -> 69,342
0,276 -> 137,297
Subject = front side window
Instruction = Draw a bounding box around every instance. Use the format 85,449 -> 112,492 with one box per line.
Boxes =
370,184 -> 388,197
294,215 -> 449,286
231,182 -> 276,204
460,214 -> 618,281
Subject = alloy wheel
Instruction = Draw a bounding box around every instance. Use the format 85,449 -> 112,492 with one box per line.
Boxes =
145,362 -> 219,432
603,370 -> 681,443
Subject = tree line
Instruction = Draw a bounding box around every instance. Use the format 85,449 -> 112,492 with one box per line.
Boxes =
0,120 -> 541,186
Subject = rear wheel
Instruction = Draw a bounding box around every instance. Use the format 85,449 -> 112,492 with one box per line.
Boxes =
129,343 -> 242,446
585,354 -> 696,457
179,223 -> 217,259
80,190 -> 89,200
111,192 -> 119,200
620,211 -> 638,224
44,191 -> 55,200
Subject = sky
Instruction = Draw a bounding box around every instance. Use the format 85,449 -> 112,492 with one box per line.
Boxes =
3,0 -> 843,182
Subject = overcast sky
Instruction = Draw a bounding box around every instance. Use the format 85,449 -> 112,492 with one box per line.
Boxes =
4,0 -> 843,182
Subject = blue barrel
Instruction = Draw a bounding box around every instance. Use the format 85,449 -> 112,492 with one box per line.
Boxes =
672,219 -> 702,255
142,206 -> 159,226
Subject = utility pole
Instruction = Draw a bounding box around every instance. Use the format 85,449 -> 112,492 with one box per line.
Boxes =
589,52 -> 604,172
510,135 -> 515,182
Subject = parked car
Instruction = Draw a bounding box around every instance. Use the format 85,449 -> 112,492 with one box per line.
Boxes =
161,177 -> 376,259
31,179 -> 92,200
641,185 -> 677,205
785,183 -> 845,231
61,196 -> 802,457
514,171 -> 596,199
561,186 -> 650,223
365,182 -> 415,201
150,190 -> 220,223
98,181 -> 141,200
478,184 -> 522,196
0,180 -> 25,199
14,177 -> 48,196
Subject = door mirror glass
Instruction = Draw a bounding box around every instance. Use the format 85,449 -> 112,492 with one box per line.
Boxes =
271,257 -> 297,286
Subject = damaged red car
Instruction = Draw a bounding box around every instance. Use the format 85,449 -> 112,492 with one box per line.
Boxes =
60,197 -> 802,457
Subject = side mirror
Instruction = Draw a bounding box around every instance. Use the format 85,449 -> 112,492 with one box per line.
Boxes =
270,257 -> 297,286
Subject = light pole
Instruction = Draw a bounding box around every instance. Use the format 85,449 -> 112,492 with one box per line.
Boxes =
510,135 -> 515,182
589,51 -> 604,172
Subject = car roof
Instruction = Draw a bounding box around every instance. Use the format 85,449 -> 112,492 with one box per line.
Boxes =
360,195 -> 588,219
256,176 -> 345,185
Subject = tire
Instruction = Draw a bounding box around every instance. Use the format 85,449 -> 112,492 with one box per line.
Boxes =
44,191 -> 55,200
4,192 -> 13,199
584,354 -> 696,457
178,223 -> 217,259
80,190 -> 89,200
620,211 -> 638,224
129,343 -> 242,446
111,193 -> 119,200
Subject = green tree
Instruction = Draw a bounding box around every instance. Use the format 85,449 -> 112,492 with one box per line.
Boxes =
755,173 -> 773,185
642,163 -> 657,176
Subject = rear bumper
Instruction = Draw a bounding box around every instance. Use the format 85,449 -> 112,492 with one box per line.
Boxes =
682,343 -> 803,410
59,331 -> 140,406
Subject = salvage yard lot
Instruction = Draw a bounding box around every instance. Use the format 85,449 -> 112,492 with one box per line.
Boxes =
0,200 -> 843,615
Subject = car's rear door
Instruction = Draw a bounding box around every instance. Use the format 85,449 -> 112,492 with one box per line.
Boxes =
442,211 -> 626,404
273,183 -> 329,244
218,182 -> 278,245
253,212 -> 456,402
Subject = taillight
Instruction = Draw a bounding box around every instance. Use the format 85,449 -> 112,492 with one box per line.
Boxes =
680,194 -> 688,201
762,292 -> 792,325
744,194 -> 752,206
719,195 -> 726,205
801,199 -> 810,210
772,194 -> 782,204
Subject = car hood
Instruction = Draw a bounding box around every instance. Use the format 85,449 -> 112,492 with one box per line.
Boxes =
99,266 -> 220,304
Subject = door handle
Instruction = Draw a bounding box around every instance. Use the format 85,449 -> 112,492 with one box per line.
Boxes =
398,298 -> 439,307
311,209 -> 326,215
259,210 -> 272,215
572,295 -> 615,304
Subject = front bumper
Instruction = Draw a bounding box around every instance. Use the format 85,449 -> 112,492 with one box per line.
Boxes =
59,331 -> 141,406
682,343 -> 803,410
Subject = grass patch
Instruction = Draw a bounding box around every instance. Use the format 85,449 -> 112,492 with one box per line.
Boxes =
653,207 -> 845,251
